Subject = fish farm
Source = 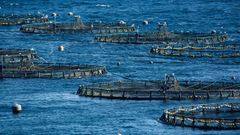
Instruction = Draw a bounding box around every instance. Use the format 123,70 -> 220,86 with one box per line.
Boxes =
150,44 -> 240,58
0,14 -> 48,26
1,63 -> 106,79
77,74 -> 240,100
95,23 -> 227,44
0,48 -> 37,67
20,16 -> 135,34
1,0 -> 240,134
160,103 -> 240,130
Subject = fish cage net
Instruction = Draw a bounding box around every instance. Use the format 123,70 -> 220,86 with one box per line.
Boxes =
20,21 -> 135,34
151,44 -> 240,58
0,48 -> 37,67
77,75 -> 240,100
1,62 -> 106,79
0,14 -> 48,26
95,32 -> 227,44
95,24 -> 227,44
160,103 -> 240,130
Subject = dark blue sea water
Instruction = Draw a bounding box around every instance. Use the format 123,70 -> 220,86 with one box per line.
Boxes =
0,0 -> 240,134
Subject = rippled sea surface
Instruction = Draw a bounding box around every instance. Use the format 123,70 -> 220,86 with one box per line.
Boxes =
0,0 -> 240,134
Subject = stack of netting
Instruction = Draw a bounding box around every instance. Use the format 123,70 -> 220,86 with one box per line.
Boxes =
20,21 -> 135,34
151,44 -> 240,58
0,14 -> 48,26
160,103 -> 240,130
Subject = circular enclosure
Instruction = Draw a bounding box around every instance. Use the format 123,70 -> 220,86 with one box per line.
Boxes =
1,63 -> 106,79
77,75 -> 240,100
0,48 -> 37,67
95,25 -> 227,44
0,14 -> 48,26
160,103 -> 240,130
20,22 -> 135,34
151,44 -> 240,58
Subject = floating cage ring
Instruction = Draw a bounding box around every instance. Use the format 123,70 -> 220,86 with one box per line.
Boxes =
160,102 -> 240,130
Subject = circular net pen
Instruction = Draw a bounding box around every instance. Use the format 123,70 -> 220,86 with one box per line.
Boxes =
0,14 -> 48,26
95,23 -> 227,45
1,63 -> 106,79
77,75 -> 240,100
20,21 -> 135,34
151,44 -> 240,58
0,48 -> 37,67
160,103 -> 240,130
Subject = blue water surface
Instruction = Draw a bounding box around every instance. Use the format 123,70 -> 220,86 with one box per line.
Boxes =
0,0 -> 240,134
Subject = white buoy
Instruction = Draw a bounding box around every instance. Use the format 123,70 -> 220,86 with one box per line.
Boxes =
143,20 -> 149,25
58,45 -> 64,51
12,103 -> 22,114
231,76 -> 236,80
68,12 -> 74,16
119,20 -> 126,25
164,21 -> 167,25
44,15 -> 48,19
211,30 -> 217,34
52,13 -> 57,17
